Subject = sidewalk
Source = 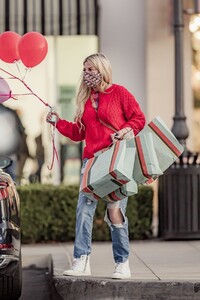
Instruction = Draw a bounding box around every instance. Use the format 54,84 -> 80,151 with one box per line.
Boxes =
22,239 -> 200,299
22,239 -> 200,280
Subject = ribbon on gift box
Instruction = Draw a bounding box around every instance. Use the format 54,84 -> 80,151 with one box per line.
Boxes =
81,157 -> 101,200
81,140 -> 136,201
103,178 -> 138,202
135,134 -> 159,179
138,116 -> 184,174
132,132 -> 163,184
148,119 -> 182,157
81,142 -> 129,193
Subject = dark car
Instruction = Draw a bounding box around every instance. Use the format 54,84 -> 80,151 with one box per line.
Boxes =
0,157 -> 22,300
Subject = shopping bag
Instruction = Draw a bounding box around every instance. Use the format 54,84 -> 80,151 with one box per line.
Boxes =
132,132 -> 163,184
80,140 -> 136,200
138,116 -> 184,173
103,178 -> 138,202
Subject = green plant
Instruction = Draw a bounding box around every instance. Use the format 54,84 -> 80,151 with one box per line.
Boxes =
17,184 -> 153,243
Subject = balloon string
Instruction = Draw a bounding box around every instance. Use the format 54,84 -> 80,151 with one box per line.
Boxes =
14,60 -> 23,80
47,124 -> 60,170
22,67 -> 29,81
0,77 -> 14,80
0,67 -> 60,170
12,93 -> 33,96
0,93 -> 32,96
0,67 -> 52,109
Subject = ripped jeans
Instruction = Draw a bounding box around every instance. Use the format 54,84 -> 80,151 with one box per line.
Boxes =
74,159 -> 130,263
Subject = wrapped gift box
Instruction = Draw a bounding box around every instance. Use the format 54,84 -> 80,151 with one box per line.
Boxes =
138,116 -> 184,173
132,132 -> 163,184
103,178 -> 138,202
81,140 -> 136,200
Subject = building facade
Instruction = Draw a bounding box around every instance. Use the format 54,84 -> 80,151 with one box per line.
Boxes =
0,0 -> 196,233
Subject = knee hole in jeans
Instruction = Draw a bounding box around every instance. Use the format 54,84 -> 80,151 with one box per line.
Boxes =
107,207 -> 124,225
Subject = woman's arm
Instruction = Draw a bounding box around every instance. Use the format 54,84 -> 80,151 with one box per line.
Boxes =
120,86 -> 146,135
56,119 -> 85,142
46,112 -> 85,141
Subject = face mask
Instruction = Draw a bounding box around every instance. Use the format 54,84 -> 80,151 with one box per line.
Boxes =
83,71 -> 102,88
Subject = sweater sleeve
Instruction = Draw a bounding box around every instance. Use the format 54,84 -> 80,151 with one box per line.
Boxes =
120,86 -> 146,135
56,119 -> 85,142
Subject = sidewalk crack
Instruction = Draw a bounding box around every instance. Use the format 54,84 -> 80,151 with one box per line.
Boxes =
132,250 -> 161,281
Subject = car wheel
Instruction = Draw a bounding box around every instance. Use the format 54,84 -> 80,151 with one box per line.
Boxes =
0,252 -> 22,300
13,252 -> 22,299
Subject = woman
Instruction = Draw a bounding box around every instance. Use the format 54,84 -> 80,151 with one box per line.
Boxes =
46,53 -> 145,279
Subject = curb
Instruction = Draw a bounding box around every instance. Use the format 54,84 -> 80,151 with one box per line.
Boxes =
52,277 -> 200,300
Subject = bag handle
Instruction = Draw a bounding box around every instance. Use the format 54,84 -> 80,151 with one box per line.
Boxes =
91,92 -> 133,138
97,115 -> 117,132
91,92 -> 117,132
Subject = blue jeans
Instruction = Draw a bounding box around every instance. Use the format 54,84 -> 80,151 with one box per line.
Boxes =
74,159 -> 130,263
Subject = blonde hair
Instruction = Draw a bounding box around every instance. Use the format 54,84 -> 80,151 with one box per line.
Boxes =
74,53 -> 113,125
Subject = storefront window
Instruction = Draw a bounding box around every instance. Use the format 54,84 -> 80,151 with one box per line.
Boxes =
190,15 -> 200,151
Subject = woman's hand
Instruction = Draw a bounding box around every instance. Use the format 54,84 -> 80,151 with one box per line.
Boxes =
111,127 -> 133,141
46,111 -> 59,124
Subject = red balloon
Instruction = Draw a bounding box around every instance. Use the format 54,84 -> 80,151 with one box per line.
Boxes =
0,31 -> 21,63
18,32 -> 48,68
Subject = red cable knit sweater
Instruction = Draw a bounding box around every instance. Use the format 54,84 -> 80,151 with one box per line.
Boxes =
56,84 -> 145,159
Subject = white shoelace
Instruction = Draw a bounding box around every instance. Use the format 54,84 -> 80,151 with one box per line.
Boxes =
72,256 -> 86,270
114,261 -> 129,274
115,262 -> 124,273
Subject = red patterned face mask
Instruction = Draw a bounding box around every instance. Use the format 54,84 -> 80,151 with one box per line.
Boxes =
83,71 -> 102,88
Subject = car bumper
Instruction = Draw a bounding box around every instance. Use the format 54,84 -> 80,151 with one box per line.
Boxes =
0,254 -> 19,269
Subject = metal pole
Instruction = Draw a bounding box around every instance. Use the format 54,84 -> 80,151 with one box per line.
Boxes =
194,0 -> 200,13
171,0 -> 189,148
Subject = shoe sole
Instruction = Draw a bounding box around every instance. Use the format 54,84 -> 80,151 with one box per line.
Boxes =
63,272 -> 91,276
112,274 -> 131,279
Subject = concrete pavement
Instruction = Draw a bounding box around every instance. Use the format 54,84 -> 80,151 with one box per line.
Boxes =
20,254 -> 53,300
22,239 -> 200,299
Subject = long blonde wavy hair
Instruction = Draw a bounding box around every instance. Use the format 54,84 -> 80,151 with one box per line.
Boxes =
74,53 -> 113,125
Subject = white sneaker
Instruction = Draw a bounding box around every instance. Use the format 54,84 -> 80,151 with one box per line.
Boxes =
63,255 -> 91,276
112,260 -> 131,279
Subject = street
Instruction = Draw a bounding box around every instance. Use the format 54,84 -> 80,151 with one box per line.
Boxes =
20,254 -> 53,300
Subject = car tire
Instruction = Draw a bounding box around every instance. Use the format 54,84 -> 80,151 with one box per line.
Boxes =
13,251 -> 22,300
0,252 -> 22,300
